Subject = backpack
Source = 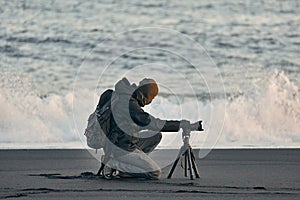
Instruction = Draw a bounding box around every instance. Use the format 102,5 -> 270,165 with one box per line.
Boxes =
84,89 -> 113,150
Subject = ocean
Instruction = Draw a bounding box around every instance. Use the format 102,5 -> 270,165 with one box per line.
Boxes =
0,0 -> 299,150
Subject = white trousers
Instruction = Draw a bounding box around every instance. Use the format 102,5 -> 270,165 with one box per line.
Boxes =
107,131 -> 162,179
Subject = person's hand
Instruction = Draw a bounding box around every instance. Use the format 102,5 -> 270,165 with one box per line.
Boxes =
190,121 -> 204,131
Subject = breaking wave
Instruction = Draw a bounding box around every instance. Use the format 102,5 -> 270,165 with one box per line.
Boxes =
0,69 -> 299,149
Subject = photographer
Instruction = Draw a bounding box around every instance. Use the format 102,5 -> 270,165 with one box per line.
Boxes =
104,77 -> 202,180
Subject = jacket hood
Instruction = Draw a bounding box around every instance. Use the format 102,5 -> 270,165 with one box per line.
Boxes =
114,77 -> 147,107
115,77 -> 137,95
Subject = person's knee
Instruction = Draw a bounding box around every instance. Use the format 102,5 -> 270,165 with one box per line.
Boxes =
155,132 -> 162,144
143,132 -> 162,154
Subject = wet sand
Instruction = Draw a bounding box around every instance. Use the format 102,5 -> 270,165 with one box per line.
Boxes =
0,149 -> 299,200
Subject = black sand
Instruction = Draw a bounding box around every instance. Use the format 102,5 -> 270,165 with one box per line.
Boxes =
0,149 -> 299,199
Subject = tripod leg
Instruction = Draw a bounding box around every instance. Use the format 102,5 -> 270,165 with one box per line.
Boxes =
97,154 -> 111,176
186,148 -> 194,180
190,148 -> 200,178
184,151 -> 188,177
167,147 -> 185,179
97,163 -> 105,176
167,156 -> 181,179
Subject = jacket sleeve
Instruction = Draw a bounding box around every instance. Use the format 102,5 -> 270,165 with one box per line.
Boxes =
160,120 -> 181,132
129,101 -> 180,132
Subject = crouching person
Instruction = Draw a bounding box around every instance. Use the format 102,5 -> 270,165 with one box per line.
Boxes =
101,77 -> 199,180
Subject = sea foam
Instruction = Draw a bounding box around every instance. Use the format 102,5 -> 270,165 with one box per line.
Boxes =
0,70 -> 299,149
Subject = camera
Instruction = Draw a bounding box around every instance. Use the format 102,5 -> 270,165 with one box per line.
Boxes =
197,120 -> 204,131
190,120 -> 204,131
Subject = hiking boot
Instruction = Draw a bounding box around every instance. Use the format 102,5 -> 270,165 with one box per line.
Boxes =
102,165 -> 117,180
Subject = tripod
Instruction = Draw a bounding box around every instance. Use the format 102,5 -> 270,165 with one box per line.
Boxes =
167,128 -> 200,180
